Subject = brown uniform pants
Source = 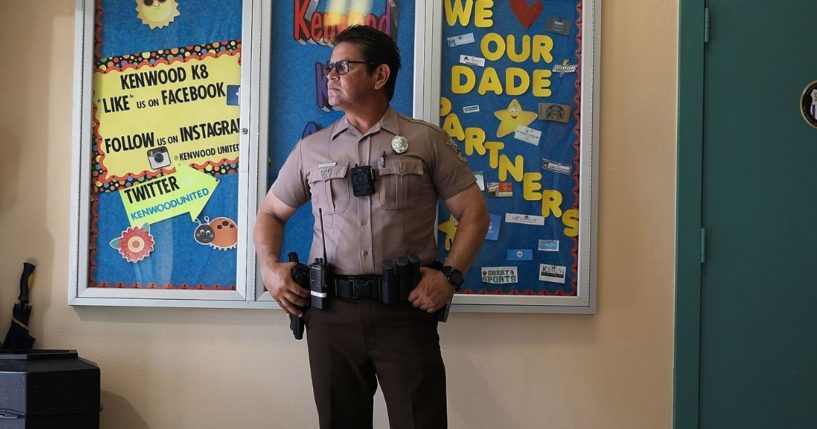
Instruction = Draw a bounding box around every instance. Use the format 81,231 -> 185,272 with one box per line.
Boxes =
304,298 -> 447,429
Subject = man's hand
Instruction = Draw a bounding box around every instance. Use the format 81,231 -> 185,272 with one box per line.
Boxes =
260,261 -> 310,317
408,267 -> 455,313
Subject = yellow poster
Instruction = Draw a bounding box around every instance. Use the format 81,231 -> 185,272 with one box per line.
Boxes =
93,53 -> 241,181
120,163 -> 219,227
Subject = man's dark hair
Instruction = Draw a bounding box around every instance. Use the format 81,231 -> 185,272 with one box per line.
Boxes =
334,25 -> 401,101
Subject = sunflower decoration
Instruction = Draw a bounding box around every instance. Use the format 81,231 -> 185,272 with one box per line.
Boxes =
110,225 -> 156,263
135,0 -> 180,30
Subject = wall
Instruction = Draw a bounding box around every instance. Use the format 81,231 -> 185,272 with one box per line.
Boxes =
0,1 -> 677,428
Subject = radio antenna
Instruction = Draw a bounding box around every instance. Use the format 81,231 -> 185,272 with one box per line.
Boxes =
319,208 -> 328,262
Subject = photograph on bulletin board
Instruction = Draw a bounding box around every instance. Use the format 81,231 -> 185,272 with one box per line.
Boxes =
87,0 -> 243,290
267,0 -> 416,264
437,0 -> 593,298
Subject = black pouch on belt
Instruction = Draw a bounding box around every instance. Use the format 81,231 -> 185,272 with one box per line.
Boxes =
407,254 -> 421,287
381,259 -> 400,305
394,256 -> 411,302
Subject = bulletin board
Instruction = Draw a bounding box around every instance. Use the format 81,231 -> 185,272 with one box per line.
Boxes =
69,0 -> 597,312
70,0 -> 259,305
429,0 -> 598,312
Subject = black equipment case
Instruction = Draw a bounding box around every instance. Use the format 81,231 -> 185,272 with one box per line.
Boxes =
0,350 -> 99,428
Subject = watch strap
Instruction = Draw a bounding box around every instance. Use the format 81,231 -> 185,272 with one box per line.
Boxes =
441,265 -> 464,291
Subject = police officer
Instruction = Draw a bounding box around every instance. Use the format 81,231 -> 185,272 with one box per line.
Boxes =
254,25 -> 489,429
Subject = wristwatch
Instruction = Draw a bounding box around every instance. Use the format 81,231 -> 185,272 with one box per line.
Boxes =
441,265 -> 464,291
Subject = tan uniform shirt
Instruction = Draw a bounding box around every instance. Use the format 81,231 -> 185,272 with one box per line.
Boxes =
271,108 -> 475,275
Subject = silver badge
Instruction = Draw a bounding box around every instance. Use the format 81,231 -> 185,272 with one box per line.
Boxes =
391,135 -> 408,154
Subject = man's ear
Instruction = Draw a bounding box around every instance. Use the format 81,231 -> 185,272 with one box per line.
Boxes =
373,64 -> 390,91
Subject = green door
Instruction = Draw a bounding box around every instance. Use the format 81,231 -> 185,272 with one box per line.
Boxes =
679,0 -> 817,427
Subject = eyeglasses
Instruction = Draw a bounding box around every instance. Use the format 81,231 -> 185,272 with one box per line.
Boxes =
321,60 -> 374,76
142,0 -> 166,5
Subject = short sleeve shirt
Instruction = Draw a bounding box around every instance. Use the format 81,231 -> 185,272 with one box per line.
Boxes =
271,108 -> 475,275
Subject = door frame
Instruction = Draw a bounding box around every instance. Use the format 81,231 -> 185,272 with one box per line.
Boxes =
675,0 -> 705,428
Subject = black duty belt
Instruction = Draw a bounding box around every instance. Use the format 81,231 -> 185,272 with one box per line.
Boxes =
333,271 -> 450,322
334,275 -> 382,300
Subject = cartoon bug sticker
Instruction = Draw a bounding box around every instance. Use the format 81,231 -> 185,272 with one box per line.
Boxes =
194,216 -> 238,250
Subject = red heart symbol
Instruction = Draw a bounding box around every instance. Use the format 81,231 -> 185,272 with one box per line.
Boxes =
509,0 -> 544,29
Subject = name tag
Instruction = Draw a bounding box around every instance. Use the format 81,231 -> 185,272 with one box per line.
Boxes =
505,213 -> 545,225
539,264 -> 567,284
318,162 -> 337,179
514,125 -> 542,145
460,55 -> 486,67
546,17 -> 573,35
542,159 -> 572,175
447,33 -> 476,47
481,266 -> 518,284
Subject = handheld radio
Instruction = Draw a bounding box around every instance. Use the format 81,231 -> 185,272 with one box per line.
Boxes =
309,208 -> 331,309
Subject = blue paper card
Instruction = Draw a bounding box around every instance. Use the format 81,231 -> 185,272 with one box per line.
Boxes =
485,214 -> 501,241
507,249 -> 533,261
226,84 -> 240,106
538,239 -> 560,252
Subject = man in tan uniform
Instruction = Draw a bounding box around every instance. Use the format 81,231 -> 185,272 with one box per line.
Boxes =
254,25 -> 489,429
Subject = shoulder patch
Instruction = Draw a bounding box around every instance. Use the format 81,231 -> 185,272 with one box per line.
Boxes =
445,135 -> 468,164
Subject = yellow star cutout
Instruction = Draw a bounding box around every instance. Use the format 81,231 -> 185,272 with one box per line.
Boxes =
494,99 -> 538,138
438,215 -> 459,251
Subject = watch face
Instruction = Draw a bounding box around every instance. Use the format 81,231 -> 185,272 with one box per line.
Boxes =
444,267 -> 464,290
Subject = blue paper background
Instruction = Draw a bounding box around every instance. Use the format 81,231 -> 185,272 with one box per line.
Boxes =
438,0 -> 581,294
91,0 -> 242,288
267,0 -> 416,262
99,0 -> 242,58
